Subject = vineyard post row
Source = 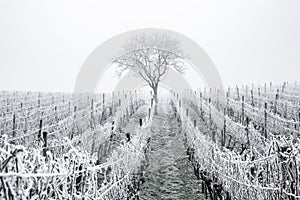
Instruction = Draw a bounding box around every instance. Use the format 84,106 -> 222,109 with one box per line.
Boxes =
0,89 -> 157,199
169,84 -> 300,200
0,89 -> 149,155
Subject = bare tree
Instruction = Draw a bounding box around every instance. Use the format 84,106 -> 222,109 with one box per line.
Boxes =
113,32 -> 186,114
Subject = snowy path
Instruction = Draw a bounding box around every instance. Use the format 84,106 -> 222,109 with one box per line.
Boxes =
139,102 -> 204,200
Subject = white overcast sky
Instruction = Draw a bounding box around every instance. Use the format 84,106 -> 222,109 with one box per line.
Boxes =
0,0 -> 299,92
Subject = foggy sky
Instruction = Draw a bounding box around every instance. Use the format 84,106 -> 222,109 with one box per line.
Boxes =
0,0 -> 299,92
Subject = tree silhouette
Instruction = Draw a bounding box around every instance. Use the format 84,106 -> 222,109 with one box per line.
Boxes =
113,32 -> 186,114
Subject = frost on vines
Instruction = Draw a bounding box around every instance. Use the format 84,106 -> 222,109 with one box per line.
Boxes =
172,84 -> 300,200
0,91 -> 151,199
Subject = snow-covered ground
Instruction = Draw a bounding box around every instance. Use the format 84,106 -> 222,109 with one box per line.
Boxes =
139,103 -> 204,199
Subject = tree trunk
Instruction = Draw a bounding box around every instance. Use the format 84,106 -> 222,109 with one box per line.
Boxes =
153,87 -> 158,115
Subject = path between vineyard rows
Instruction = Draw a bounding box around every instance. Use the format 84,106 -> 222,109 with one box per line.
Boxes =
138,102 -> 205,200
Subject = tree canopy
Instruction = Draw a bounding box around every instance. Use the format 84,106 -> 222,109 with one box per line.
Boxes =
113,32 -> 186,95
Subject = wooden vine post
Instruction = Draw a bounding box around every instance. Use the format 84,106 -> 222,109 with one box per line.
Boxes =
102,93 -> 105,121
226,91 -> 229,116
130,91 -> 133,116
209,97 -> 212,125
54,106 -> 58,122
274,89 -> 279,114
42,132 -> 48,157
200,92 -> 203,119
139,118 -> 143,127
299,112 -> 300,134
246,117 -> 250,145
38,119 -> 43,140
71,106 -> 77,139
38,99 -> 40,108
91,98 -> 96,155
135,90 -> 138,107
241,96 -> 245,125
236,85 -> 240,100
251,89 -> 254,108
212,125 -> 216,143
222,108 -> 226,146
12,114 -> 16,139
208,97 -> 215,142
148,108 -> 151,119
74,106 -> 77,119
68,101 -> 71,115
264,102 -> 268,139
126,108 -> 129,122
